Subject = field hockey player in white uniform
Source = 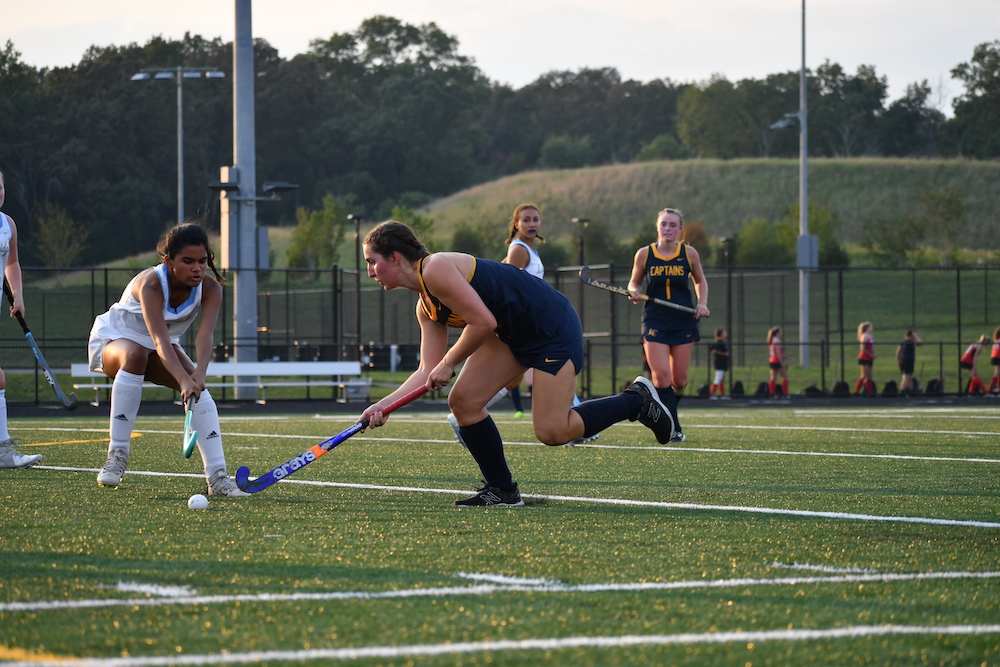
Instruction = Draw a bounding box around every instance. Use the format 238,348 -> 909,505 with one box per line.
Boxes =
0,169 -> 41,469
88,223 -> 247,496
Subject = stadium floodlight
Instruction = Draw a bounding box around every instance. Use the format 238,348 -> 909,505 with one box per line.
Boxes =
131,66 -> 226,225
347,214 -> 366,362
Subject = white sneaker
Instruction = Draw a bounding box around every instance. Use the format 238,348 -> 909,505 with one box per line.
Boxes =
567,432 -> 602,447
447,413 -> 468,448
97,449 -> 129,487
0,438 -> 42,469
207,468 -> 250,497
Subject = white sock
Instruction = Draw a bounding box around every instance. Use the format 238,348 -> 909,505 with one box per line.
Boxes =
190,390 -> 226,475
109,370 -> 144,454
0,390 -> 9,441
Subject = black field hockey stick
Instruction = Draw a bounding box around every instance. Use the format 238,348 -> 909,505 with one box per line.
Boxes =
579,266 -> 698,314
235,385 -> 429,493
3,278 -> 79,410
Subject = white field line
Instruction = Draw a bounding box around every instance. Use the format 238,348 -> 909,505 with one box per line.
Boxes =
21,425 -> 1000,464
110,582 -> 196,598
28,466 -> 1000,530
3,624 -> 1000,667
22,420 -> 1000,439
771,561 -> 879,574
3,570 -> 999,614
456,572 -> 562,586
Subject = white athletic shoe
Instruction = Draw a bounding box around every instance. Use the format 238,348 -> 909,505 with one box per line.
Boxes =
0,438 -> 42,469
447,413 -> 468,448
566,432 -> 602,447
97,449 -> 129,487
207,468 -> 250,497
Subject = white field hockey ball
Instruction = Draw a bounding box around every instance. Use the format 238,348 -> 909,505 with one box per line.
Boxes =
188,493 -> 209,510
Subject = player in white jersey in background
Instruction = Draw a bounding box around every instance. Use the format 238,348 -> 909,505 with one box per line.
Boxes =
0,169 -> 41,469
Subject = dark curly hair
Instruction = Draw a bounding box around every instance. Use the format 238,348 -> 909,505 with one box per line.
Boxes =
157,223 -> 225,285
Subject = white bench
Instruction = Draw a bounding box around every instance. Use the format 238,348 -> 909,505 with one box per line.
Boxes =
71,360 -> 369,406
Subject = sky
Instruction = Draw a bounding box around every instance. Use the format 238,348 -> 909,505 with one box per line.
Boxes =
4,1 -> 999,116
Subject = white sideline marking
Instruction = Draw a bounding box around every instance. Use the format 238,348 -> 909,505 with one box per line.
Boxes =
683,423 -> 1000,437
3,624 -> 1000,666
33,466 -> 1000,529
772,561 -> 879,574
111,582 -> 197,597
24,427 -> 1000,464
572,442 -> 1000,464
3,570 -> 999,613
456,572 -> 561,586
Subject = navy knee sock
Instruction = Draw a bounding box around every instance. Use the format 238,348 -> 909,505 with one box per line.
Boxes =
458,416 -> 513,491
509,387 -> 524,412
571,392 -> 642,438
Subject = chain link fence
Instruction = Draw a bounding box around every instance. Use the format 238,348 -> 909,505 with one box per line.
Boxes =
2,263 -> 997,406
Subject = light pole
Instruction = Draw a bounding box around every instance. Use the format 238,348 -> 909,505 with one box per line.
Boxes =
720,237 -> 734,359
131,66 -> 225,224
769,0 -> 815,367
571,217 -> 589,328
348,214 -> 365,362
571,217 -> 589,266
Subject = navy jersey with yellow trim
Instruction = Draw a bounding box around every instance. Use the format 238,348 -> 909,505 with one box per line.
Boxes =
417,256 -> 580,354
417,256 -> 469,328
644,243 -> 694,307
642,242 -> 698,334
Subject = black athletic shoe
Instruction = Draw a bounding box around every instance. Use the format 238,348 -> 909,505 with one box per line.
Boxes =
455,482 -> 525,507
625,376 -> 676,444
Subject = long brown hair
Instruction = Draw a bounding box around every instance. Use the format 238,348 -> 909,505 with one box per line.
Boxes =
364,221 -> 430,262
505,203 -> 545,245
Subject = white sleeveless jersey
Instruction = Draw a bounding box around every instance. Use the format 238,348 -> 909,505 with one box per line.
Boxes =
0,213 -> 13,268
509,238 -> 544,279
88,264 -> 203,370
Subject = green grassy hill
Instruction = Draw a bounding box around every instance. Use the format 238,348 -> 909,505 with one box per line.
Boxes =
421,158 -> 1000,258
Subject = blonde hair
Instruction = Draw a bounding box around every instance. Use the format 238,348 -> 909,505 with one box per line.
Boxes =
767,326 -> 781,344
505,203 -> 545,245
857,321 -> 872,341
659,207 -> 684,224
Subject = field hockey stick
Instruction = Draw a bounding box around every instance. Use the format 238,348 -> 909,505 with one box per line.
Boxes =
182,394 -> 198,458
2,278 -> 79,410
235,385 -> 429,493
579,266 -> 698,314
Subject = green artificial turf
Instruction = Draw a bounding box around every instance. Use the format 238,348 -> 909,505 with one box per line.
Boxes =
1,404 -> 998,665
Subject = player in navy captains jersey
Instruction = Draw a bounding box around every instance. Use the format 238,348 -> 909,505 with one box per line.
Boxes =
360,221 -> 675,507
627,208 -> 709,442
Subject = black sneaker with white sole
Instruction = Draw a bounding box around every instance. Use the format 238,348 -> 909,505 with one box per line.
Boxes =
669,431 -> 686,443
455,482 -> 525,507
625,376 -> 676,444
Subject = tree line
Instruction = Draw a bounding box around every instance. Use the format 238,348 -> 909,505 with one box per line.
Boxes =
1,16 -> 998,266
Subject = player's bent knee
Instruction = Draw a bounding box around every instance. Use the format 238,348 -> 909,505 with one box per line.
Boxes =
534,426 -> 570,447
